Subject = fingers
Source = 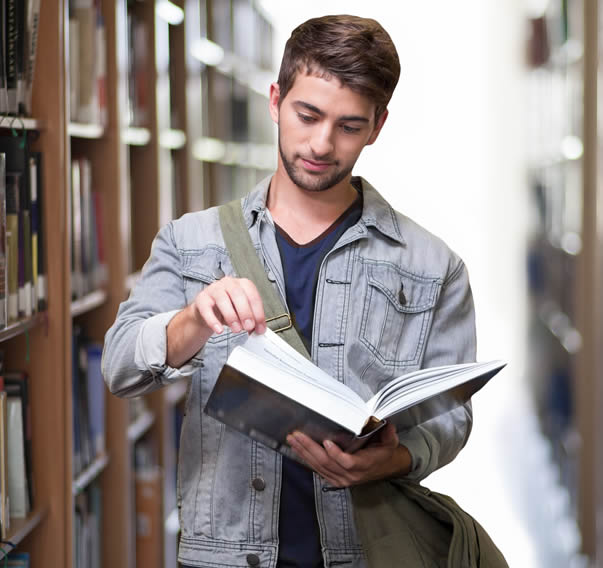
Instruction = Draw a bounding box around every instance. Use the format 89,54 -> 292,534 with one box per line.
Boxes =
193,277 -> 266,335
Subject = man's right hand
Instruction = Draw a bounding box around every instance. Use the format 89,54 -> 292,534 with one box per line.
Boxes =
166,277 -> 266,368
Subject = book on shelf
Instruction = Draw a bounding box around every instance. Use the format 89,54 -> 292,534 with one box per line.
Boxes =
72,327 -> 106,477
0,153 -> 6,328
29,151 -> 45,312
204,329 -> 506,461
0,389 -> 9,539
5,387 -> 30,517
3,371 -> 33,515
70,157 -> 107,300
74,483 -> 102,568
6,552 -> 31,567
69,0 -> 107,125
1,0 -> 40,116
5,172 -> 20,324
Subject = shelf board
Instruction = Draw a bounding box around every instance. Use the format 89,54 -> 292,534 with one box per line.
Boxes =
0,508 -> 48,559
68,122 -> 105,139
71,289 -> 108,318
127,409 -> 156,444
0,116 -> 43,130
72,453 -> 110,496
0,312 -> 47,344
123,126 -> 152,146
165,380 -> 188,406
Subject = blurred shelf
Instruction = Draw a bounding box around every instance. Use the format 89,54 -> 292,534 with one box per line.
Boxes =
0,312 -> 47,344
191,137 -> 275,169
68,122 -> 105,139
159,128 -> 186,150
122,126 -> 152,146
128,409 -> 156,444
0,508 -> 48,559
165,380 -> 188,406
72,453 -> 110,496
71,289 -> 108,318
0,116 -> 44,130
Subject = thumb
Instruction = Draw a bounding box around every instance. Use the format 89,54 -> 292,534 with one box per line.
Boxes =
379,423 -> 399,447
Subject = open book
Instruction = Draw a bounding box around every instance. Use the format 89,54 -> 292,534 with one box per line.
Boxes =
204,329 -> 505,460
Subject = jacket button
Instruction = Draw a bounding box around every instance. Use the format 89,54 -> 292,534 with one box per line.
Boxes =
246,553 -> 260,566
251,477 -> 266,491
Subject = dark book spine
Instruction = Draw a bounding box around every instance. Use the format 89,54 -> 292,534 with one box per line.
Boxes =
5,0 -> 18,113
5,172 -> 19,323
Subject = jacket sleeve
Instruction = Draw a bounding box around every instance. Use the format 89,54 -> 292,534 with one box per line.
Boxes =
398,259 -> 477,481
102,222 -> 204,398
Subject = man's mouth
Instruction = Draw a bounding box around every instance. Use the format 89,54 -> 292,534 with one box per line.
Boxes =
300,158 -> 334,172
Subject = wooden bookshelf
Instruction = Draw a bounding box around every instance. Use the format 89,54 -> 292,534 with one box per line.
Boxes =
0,1 -> 275,567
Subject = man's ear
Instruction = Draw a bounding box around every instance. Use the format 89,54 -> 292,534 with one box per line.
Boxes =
269,83 -> 281,124
366,109 -> 389,146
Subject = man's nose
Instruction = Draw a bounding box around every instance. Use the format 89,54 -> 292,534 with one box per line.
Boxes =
309,124 -> 335,158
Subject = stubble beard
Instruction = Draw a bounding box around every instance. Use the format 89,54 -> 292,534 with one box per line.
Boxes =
278,135 -> 353,193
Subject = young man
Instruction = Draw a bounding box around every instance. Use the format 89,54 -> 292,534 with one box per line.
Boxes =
103,15 -> 476,568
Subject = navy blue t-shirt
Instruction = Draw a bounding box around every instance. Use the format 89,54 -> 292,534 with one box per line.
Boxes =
276,195 -> 362,568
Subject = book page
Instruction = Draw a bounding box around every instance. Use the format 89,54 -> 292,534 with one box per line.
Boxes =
366,360 -> 506,419
226,346 -> 368,434
242,330 -> 366,409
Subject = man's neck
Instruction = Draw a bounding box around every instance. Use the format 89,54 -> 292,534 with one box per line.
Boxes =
267,169 -> 359,245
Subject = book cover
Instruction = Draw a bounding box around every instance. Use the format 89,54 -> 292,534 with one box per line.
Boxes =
205,330 -> 505,461
6,395 -> 29,517
3,372 -> 33,511
6,551 -> 30,567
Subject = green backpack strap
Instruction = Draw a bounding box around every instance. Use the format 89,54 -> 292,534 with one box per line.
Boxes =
218,199 -> 311,360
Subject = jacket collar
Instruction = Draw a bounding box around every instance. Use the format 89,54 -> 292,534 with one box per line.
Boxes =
241,174 -> 406,246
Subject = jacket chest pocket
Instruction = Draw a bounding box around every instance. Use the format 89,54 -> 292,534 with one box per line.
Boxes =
360,262 -> 441,367
181,248 -> 233,305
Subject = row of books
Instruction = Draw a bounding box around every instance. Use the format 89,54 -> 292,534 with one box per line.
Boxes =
72,326 -> 105,478
0,364 -> 33,541
0,136 -> 45,329
74,483 -> 102,568
70,157 -> 107,301
68,0 -> 107,125
0,0 -> 41,116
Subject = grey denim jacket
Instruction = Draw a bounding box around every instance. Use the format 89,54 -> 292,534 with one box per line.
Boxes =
102,176 -> 477,568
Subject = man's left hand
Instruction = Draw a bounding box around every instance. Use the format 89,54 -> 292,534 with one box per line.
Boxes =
286,423 -> 412,488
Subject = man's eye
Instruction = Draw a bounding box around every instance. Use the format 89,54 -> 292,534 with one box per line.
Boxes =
342,125 -> 361,134
298,113 -> 315,123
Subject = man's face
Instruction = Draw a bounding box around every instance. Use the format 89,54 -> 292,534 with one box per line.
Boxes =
269,73 -> 387,192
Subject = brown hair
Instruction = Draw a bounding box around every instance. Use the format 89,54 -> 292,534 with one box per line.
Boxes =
277,15 -> 401,120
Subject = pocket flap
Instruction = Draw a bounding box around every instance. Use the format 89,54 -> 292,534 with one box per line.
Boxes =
367,263 -> 441,313
182,248 -> 233,283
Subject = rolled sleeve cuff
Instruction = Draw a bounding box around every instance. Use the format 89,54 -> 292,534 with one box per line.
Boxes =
398,427 -> 440,482
135,310 -> 204,383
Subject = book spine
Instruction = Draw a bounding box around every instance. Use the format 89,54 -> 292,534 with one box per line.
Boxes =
5,172 -> 20,323
0,154 -> 6,328
34,152 -> 45,311
24,0 -> 41,115
29,156 -> 38,312
5,0 -> 18,114
0,391 -> 9,539
71,159 -> 83,299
